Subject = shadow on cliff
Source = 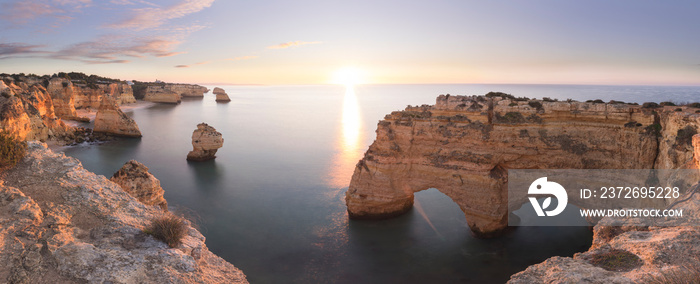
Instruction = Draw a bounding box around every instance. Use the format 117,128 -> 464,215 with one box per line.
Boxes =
186,159 -> 224,190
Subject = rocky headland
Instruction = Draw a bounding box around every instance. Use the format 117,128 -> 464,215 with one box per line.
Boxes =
1,73 -> 208,145
347,93 -> 700,282
0,142 -> 248,283
346,94 -> 700,236
186,123 -> 224,161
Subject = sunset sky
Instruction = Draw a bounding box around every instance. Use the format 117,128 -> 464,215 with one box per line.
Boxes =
1,0 -> 699,85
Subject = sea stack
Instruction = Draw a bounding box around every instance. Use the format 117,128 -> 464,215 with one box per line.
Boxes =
213,87 -> 231,102
187,123 -> 224,161
110,160 -> 168,211
93,96 -> 142,137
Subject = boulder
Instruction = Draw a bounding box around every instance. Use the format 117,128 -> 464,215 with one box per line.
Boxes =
110,160 -> 168,211
187,123 -> 224,161
93,96 -> 142,137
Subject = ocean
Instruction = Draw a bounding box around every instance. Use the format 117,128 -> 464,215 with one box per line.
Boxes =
60,84 -> 700,283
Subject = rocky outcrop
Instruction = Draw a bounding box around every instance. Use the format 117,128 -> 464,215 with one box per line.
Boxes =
46,77 -> 135,120
0,78 -> 68,141
166,84 -> 209,98
509,140 -> 700,283
110,160 -> 168,211
143,86 -> 181,104
93,96 -> 142,137
346,95 -> 700,237
213,87 -> 231,102
0,142 -> 247,283
186,123 -> 224,161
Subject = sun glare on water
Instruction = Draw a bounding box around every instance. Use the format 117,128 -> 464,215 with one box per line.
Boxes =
332,67 -> 365,86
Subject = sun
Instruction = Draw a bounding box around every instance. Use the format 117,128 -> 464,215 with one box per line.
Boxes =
332,67 -> 365,86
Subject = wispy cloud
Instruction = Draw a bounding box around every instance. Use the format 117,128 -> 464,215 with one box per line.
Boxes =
267,41 -> 322,50
0,0 -> 91,25
225,55 -> 258,61
48,35 -> 184,63
174,60 -> 211,68
0,43 -> 48,59
107,0 -> 214,30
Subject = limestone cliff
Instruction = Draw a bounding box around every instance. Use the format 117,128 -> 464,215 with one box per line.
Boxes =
93,96 -> 142,137
509,134 -> 700,283
166,84 -> 209,98
0,142 -> 248,283
213,87 -> 231,102
346,94 -> 700,237
187,123 -> 224,161
110,160 -> 168,211
46,77 -> 136,120
144,86 -> 181,104
0,79 -> 68,141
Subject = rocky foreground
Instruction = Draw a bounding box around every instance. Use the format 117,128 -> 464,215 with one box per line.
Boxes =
0,142 -> 247,283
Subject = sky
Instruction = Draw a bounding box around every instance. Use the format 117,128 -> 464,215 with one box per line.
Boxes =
1,0 -> 699,85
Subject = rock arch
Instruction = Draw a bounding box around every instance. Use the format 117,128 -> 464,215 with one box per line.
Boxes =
346,95 -> 700,237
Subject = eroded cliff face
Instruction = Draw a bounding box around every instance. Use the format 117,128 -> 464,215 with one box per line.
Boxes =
0,79 -> 68,141
144,86 -> 181,104
346,95 -> 700,237
165,84 -> 209,97
0,142 -> 248,283
93,96 -> 142,137
509,134 -> 700,283
46,78 -> 136,120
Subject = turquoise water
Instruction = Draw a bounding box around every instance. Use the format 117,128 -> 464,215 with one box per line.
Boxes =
60,84 -> 700,283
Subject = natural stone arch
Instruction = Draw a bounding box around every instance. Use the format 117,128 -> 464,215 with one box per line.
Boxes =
347,162 -> 509,238
346,95 -> 700,238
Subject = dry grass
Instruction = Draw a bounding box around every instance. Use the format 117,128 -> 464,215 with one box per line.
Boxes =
145,214 -> 188,248
0,131 -> 27,171
588,249 -> 643,272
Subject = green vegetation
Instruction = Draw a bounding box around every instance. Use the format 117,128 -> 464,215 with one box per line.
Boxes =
0,131 -> 27,171
144,214 -> 188,248
485,91 -> 530,101
645,123 -> 662,137
642,102 -> 661,108
675,126 -> 697,148
586,99 -> 605,104
660,101 -> 676,106
588,249 -> 643,272
527,100 -> 543,110
52,72 -> 123,89
495,112 -> 526,124
688,102 -> 700,108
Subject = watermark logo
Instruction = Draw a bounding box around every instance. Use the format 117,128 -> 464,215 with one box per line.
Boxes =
528,177 -> 568,217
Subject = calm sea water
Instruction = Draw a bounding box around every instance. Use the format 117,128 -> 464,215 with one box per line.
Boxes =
60,84 -> 700,283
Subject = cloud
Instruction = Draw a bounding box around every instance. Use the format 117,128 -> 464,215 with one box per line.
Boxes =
50,35 -> 184,63
225,55 -> 258,61
107,0 -> 215,30
0,0 -> 91,25
174,60 -> 211,68
267,41 -> 322,49
0,43 -> 48,59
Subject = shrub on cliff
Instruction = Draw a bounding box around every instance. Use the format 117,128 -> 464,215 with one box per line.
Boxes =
145,214 -> 188,248
642,102 -> 661,108
0,131 -> 27,171
688,102 -> 700,108
588,249 -> 643,272
675,126 -> 697,149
